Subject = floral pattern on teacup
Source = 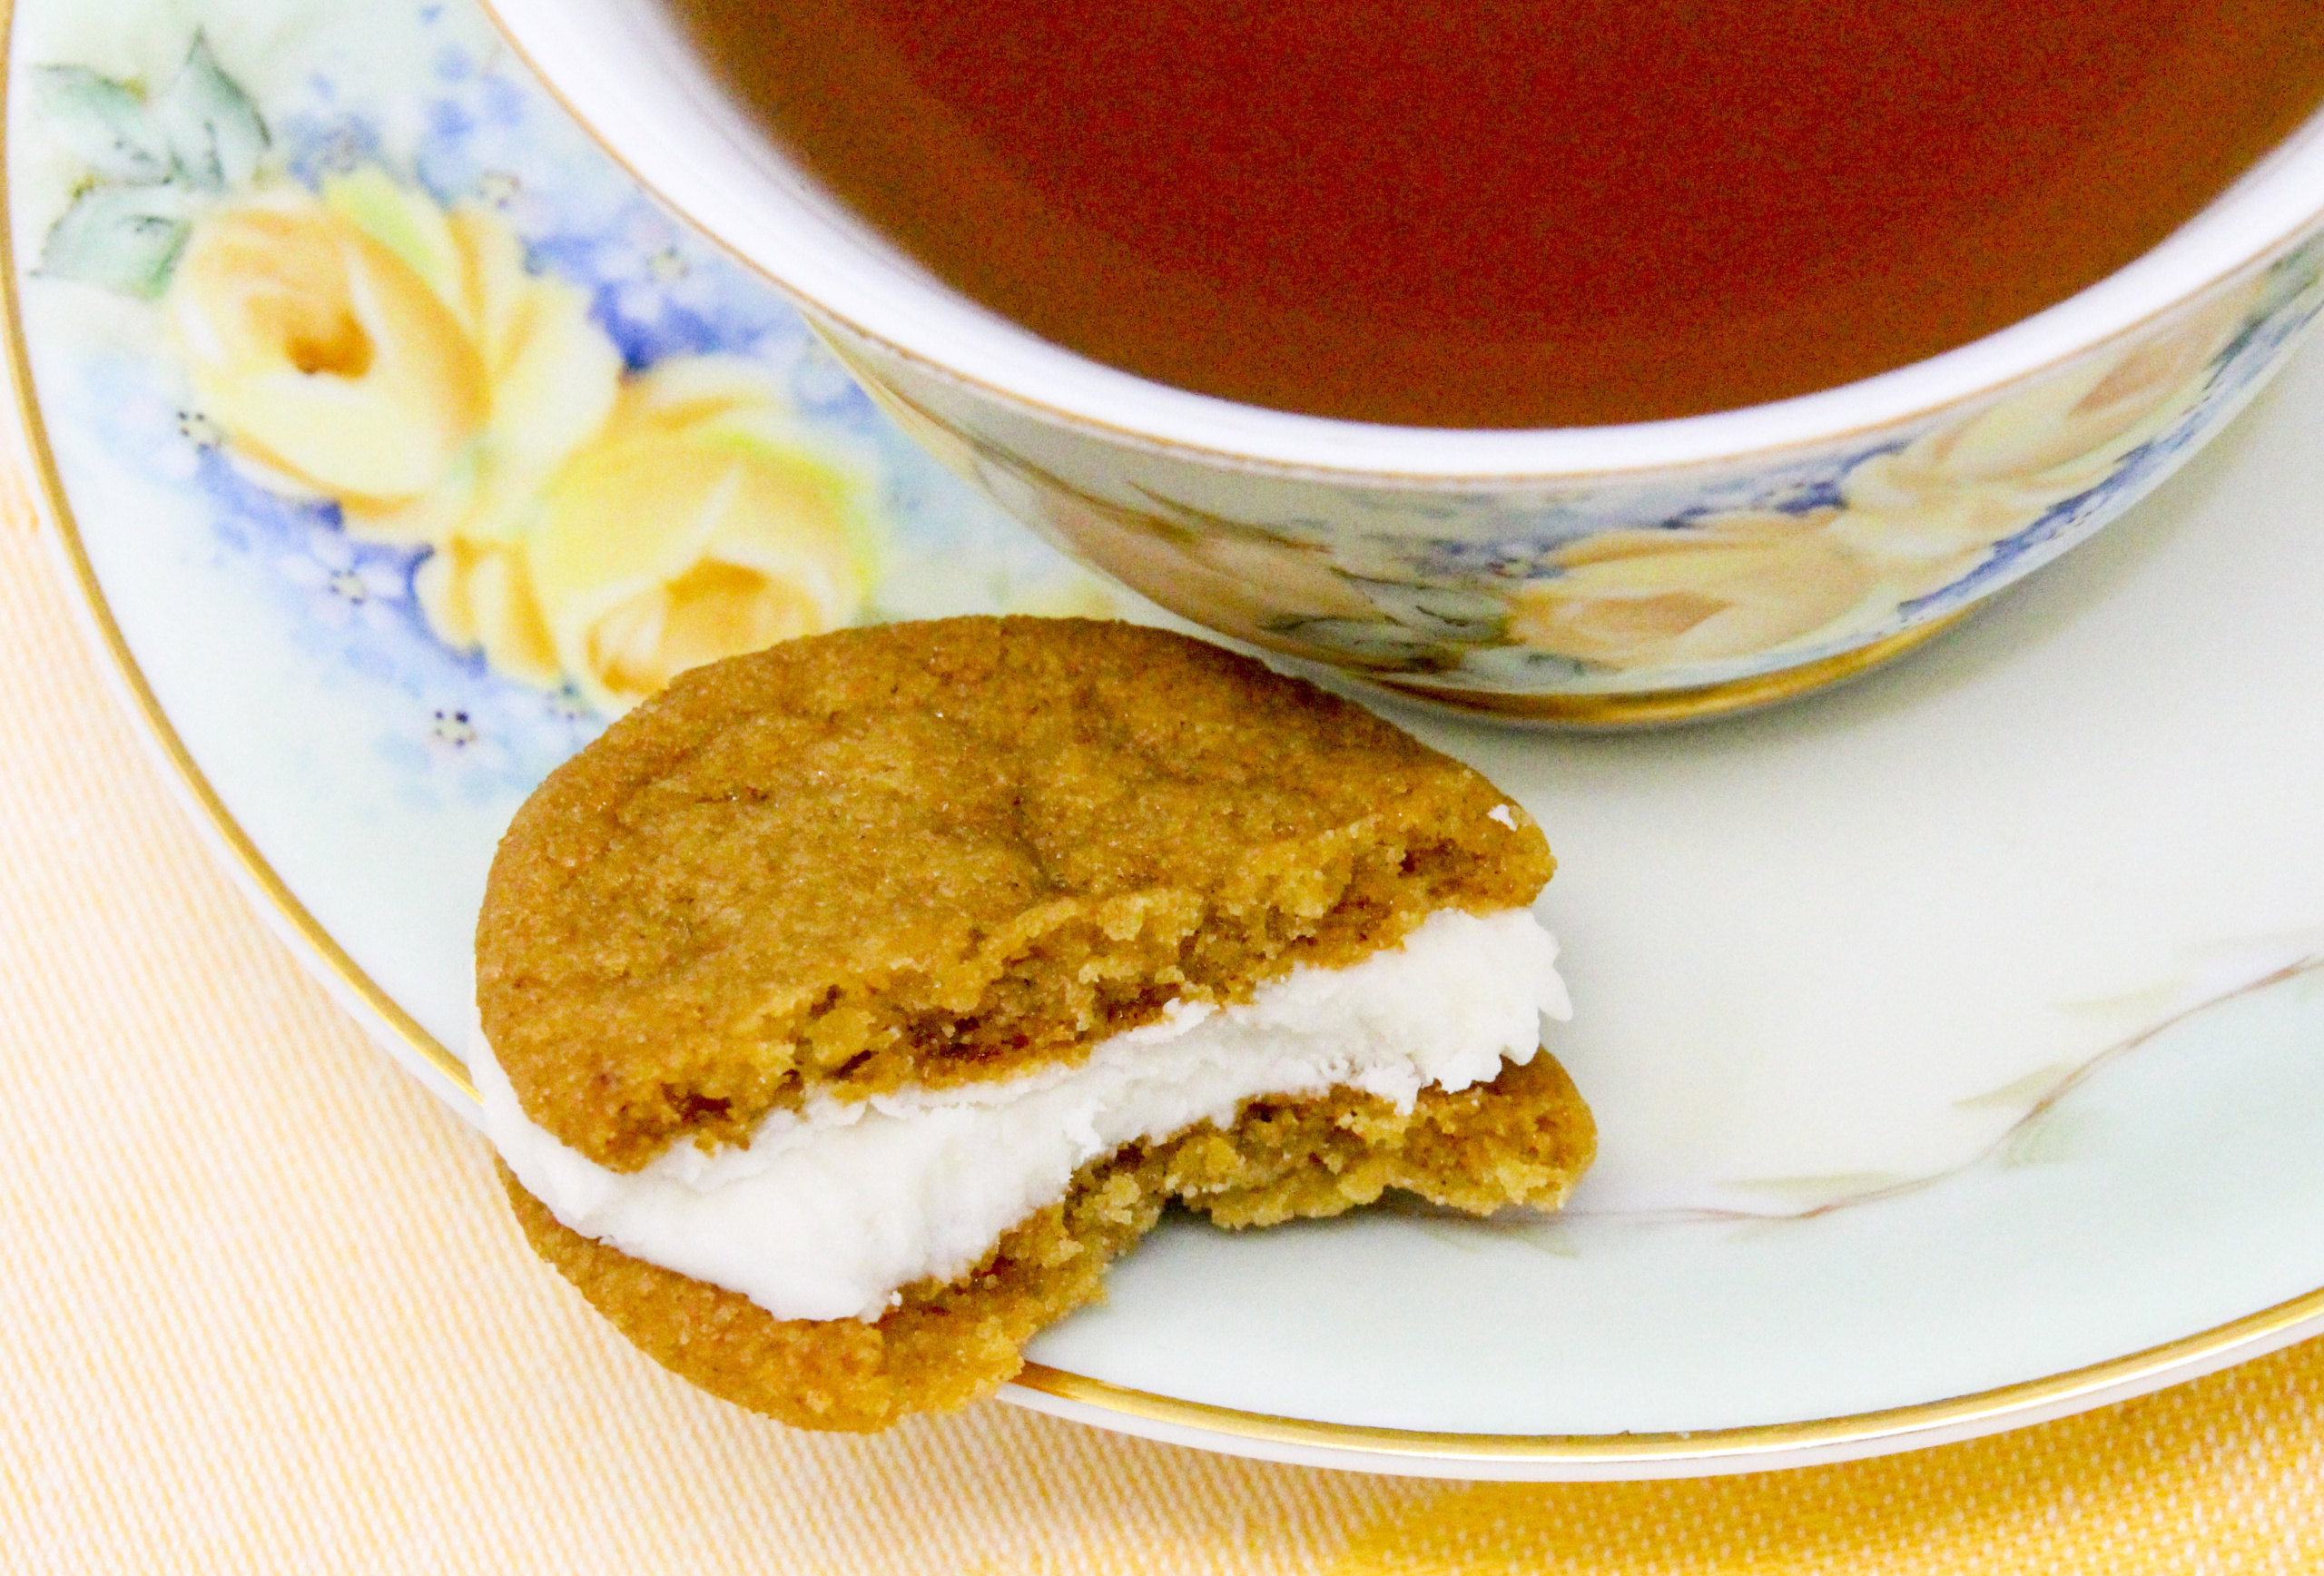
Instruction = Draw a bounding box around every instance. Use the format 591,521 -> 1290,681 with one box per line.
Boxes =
1505,508 -> 1877,671
1501,284 -> 2259,675
830,226 -> 2324,700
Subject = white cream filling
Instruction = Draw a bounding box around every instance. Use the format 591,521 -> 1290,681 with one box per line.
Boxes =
472,906 -> 1570,1324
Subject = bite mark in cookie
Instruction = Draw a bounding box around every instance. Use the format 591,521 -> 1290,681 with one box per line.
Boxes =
472,617 -> 1595,1428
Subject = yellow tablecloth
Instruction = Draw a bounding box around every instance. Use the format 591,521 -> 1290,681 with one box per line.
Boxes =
6,435 -> 2322,1575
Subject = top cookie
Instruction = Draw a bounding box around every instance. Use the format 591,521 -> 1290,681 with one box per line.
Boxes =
477,617 -> 1552,1171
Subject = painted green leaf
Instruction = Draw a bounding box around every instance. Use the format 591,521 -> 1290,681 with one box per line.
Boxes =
38,184 -> 193,300
1354,579 -> 1508,640
153,33 -> 268,191
1452,644 -> 1590,687
33,66 -> 171,183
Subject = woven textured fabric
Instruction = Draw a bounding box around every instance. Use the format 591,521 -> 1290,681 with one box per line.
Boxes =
5,432 -> 2322,1573
1330,1353 -> 2324,1573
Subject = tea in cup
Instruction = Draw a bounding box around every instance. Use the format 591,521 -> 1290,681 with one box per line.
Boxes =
485,0 -> 2324,722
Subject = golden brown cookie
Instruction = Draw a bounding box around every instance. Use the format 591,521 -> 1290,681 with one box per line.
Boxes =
474,616 -> 1593,1430
478,616 -> 1555,1171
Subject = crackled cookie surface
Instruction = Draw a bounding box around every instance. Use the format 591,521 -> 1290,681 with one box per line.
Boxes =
478,616 -> 1556,1171
474,617 -> 1592,1430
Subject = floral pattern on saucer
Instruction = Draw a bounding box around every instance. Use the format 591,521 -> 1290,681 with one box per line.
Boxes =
23,19 -> 1123,786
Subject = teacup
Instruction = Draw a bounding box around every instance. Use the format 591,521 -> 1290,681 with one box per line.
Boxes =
482,0 -> 2324,724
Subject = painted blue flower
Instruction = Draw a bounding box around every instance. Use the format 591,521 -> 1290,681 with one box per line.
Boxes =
279,526 -> 410,633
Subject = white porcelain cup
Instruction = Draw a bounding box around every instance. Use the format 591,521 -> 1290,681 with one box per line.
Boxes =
483,0 -> 2324,724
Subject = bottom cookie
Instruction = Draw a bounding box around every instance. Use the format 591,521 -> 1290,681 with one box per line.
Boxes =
502,1051 -> 1597,1431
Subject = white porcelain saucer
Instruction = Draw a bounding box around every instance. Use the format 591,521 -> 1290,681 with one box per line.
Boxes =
11,0 -> 2324,1479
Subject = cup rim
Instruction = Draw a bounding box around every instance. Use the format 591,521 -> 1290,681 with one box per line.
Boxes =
481,0 -> 2324,482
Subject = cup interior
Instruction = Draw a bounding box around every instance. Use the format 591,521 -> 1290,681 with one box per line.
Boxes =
485,0 -> 2324,478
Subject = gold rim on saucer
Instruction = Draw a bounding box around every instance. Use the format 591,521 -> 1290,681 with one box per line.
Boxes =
10,0 -> 2324,1474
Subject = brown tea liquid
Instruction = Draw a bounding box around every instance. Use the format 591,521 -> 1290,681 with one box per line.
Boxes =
668,0 -> 2324,428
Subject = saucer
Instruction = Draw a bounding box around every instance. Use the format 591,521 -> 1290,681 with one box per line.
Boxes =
11,0 -> 2324,1479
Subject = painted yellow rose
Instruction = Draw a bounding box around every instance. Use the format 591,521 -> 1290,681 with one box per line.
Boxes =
410,535 -> 561,690
165,167 -> 622,551
1507,510 -> 1876,670
1037,491 -> 1379,654
1509,287 -> 2256,673
516,359 -> 879,715
843,380 -> 1364,649
1828,285 -> 2255,585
